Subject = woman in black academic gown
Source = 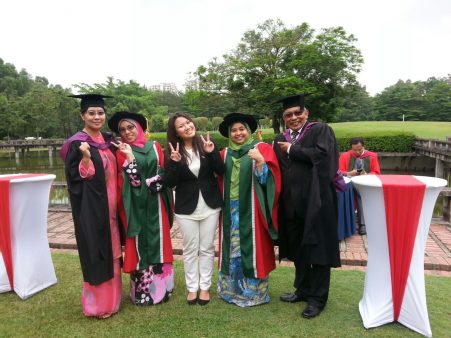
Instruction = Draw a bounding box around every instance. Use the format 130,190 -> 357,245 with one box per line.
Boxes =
60,94 -> 122,318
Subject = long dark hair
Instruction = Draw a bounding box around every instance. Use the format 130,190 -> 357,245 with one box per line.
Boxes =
166,112 -> 205,166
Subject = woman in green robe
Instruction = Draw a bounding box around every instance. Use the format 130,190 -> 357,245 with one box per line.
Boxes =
217,113 -> 281,307
108,111 -> 174,306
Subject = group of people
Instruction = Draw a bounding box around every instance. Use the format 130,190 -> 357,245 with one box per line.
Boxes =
61,92 -> 343,320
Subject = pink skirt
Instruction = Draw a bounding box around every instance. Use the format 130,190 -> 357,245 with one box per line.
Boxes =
81,258 -> 122,318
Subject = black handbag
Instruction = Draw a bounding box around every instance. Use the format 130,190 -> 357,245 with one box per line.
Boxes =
147,164 -> 165,194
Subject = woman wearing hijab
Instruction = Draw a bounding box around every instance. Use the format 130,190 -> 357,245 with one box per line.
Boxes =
60,94 -> 122,318
217,113 -> 281,307
108,111 -> 174,306
164,112 -> 224,305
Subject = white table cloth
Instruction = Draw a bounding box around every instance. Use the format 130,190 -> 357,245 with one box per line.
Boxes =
0,173 -> 57,299
352,175 -> 446,337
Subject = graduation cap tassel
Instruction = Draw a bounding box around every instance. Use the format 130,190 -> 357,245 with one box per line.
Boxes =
256,129 -> 263,140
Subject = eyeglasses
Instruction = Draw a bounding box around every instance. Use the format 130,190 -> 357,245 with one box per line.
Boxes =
283,110 -> 305,119
118,125 -> 136,134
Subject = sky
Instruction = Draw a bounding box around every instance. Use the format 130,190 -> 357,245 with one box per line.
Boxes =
0,0 -> 450,96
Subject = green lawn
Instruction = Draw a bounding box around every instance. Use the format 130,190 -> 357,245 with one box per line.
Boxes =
0,253 -> 449,337
329,121 -> 451,140
148,121 -> 451,141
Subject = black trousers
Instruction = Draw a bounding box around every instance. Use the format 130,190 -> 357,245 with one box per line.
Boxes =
294,260 -> 331,309
283,217 -> 332,308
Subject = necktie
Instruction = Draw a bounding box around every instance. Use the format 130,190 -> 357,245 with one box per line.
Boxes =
291,131 -> 299,145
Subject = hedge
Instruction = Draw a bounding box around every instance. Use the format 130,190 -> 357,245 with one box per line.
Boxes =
148,131 -> 416,153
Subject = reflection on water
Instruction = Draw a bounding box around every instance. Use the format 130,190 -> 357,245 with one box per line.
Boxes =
0,153 -> 447,217
50,185 -> 69,205
0,151 -> 67,204
0,151 -> 66,181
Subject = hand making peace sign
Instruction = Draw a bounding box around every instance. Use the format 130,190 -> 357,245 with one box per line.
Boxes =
111,140 -> 135,162
169,142 -> 182,162
200,132 -> 214,153
111,140 -> 133,156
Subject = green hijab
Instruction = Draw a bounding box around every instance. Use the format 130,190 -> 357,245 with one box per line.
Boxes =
228,122 -> 255,200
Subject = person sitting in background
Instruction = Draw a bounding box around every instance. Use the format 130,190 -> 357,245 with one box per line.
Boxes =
339,137 -> 381,235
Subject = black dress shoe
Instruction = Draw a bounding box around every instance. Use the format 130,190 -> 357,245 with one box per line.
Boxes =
301,304 -> 322,319
359,225 -> 367,235
197,298 -> 210,306
280,292 -> 307,303
187,297 -> 198,305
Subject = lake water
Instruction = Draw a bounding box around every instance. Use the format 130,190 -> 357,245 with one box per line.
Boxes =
0,151 -> 67,204
0,152 -> 445,217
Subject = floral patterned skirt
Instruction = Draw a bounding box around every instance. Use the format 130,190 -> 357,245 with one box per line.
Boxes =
218,257 -> 269,307
217,200 -> 269,307
130,263 -> 174,305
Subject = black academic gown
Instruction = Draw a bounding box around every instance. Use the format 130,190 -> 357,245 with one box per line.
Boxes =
64,132 -> 117,285
274,123 -> 341,267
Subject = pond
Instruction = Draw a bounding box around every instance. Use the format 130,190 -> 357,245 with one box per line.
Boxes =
0,151 -> 67,204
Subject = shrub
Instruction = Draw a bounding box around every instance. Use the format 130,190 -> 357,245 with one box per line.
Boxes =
150,114 -> 165,132
148,131 -> 416,153
336,133 -> 416,153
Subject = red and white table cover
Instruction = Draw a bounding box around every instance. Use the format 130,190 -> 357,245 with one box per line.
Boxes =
351,175 -> 446,337
0,173 -> 57,299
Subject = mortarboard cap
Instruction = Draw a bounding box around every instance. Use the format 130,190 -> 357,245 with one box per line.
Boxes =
108,111 -> 148,133
277,93 -> 311,111
68,94 -> 113,111
218,113 -> 258,138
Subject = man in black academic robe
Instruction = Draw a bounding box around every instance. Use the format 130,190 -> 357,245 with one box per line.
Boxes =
273,94 -> 341,319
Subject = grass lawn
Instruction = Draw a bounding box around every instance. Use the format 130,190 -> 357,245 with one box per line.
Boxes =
147,121 -> 451,141
0,253 -> 449,338
329,121 -> 451,140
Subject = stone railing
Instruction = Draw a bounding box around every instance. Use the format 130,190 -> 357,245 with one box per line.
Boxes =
413,138 -> 451,163
0,139 -> 65,149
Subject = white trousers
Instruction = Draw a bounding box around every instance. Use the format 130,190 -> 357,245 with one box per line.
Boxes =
176,213 -> 219,292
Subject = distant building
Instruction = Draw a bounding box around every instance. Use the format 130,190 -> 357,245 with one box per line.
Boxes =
185,78 -> 199,90
149,83 -> 178,93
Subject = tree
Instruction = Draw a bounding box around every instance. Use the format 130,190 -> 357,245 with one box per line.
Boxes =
193,19 -> 363,132
52,85 -> 80,137
150,114 -> 165,132
75,78 -> 178,121
424,77 -> 451,121
211,116 -> 222,130
182,89 -> 234,117
193,117 -> 209,131
154,90 -> 183,113
0,94 -> 11,138
333,84 -> 374,122
0,59 -> 33,98
373,77 -> 451,121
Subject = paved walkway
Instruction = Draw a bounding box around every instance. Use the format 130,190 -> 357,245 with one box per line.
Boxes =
47,206 -> 451,276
